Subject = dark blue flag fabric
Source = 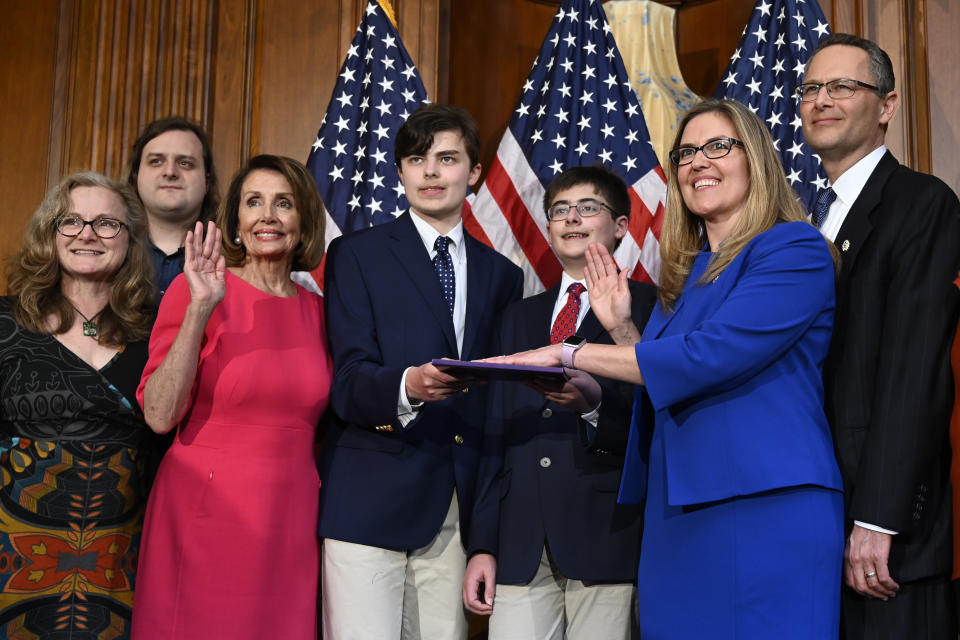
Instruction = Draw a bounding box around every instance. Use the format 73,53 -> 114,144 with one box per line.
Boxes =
468,0 -> 667,295
713,0 -> 831,211
306,0 -> 429,243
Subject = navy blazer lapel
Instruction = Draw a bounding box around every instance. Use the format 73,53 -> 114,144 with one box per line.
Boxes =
835,152 -> 898,284
578,308 -> 608,342
388,212 -> 457,352
532,282 -> 604,344
528,286 -> 560,347
463,232 -> 515,358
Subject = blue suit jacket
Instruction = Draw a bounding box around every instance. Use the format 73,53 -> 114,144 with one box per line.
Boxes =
619,222 -> 843,507
469,280 -> 655,584
319,212 -> 523,550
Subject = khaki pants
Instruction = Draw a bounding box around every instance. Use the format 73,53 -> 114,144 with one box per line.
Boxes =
488,548 -> 636,640
321,495 -> 468,640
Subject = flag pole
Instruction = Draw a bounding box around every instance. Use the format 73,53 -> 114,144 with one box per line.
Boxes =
376,0 -> 398,29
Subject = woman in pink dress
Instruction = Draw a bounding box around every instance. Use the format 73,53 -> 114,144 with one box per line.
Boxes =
131,155 -> 331,639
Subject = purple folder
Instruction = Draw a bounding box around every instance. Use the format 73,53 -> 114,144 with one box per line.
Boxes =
432,359 -> 566,383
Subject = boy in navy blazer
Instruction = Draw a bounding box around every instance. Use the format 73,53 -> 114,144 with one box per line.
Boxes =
319,105 -> 523,639
463,166 -> 655,639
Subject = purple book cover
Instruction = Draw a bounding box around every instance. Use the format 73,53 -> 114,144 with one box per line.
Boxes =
431,359 -> 566,383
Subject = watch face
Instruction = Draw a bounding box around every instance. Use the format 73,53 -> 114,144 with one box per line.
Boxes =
563,336 -> 586,348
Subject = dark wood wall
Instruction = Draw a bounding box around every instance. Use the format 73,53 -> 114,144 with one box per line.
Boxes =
0,0 -> 447,280
0,0 -> 955,281
0,1 -> 955,634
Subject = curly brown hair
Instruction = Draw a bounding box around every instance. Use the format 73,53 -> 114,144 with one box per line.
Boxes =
7,171 -> 156,345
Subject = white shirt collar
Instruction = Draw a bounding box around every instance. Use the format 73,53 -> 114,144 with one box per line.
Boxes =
409,210 -> 465,260
817,145 -> 887,242
830,145 -> 887,208
550,270 -> 591,331
557,271 -> 586,295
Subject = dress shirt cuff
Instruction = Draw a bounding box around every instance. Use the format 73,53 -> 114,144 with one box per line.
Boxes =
854,520 -> 898,536
397,367 -> 423,429
580,401 -> 601,428
580,402 -> 601,443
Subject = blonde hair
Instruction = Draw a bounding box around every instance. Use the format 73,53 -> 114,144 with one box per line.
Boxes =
658,99 -> 811,310
7,171 -> 156,344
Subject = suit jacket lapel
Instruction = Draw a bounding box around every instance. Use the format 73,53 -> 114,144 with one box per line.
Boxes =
461,231 -> 493,358
577,308 -> 608,342
536,282 -> 605,344
388,212 -> 457,353
528,286 -> 559,347
835,151 -> 898,287
645,295 -> 683,339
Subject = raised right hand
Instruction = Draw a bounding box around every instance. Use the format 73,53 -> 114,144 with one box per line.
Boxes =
183,220 -> 226,310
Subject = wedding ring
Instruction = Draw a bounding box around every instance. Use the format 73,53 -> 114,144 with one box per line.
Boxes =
864,571 -> 877,579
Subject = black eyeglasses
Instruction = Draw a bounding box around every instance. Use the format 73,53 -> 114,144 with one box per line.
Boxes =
669,138 -> 745,166
56,215 -> 127,239
795,78 -> 881,102
546,199 -> 619,221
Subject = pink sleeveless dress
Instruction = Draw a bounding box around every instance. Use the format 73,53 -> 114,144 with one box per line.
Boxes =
131,271 -> 330,639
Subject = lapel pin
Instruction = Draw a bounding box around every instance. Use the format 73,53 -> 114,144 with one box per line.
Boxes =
841,239 -> 850,252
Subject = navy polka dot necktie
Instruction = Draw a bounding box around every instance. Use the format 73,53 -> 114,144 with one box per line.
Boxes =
550,282 -> 585,344
433,236 -> 455,316
813,187 -> 837,228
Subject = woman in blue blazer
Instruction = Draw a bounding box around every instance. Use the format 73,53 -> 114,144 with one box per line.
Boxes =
497,99 -> 844,639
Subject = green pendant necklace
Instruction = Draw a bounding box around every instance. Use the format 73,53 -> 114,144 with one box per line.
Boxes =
69,303 -> 104,337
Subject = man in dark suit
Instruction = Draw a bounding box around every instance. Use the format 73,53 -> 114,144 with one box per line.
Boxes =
320,105 -> 523,639
800,33 -> 960,639
463,166 -> 655,639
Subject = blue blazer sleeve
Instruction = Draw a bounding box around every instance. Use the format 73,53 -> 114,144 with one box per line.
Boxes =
630,222 -> 842,506
638,222 -> 834,411
324,234 -> 408,428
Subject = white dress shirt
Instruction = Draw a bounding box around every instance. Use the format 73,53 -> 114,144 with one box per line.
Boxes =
397,213 -> 469,426
815,146 -> 898,536
817,145 -> 887,243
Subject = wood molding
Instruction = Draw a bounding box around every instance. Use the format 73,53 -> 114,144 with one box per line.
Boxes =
48,0 -> 218,181
396,0 -> 443,99
243,0 -> 262,158
212,0 -> 253,176
48,0 -> 78,190
830,0 -> 863,36
902,0 -> 931,172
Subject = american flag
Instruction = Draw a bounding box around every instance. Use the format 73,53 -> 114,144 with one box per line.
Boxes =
466,0 -> 666,296
305,0 -> 429,255
714,0 -> 831,211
